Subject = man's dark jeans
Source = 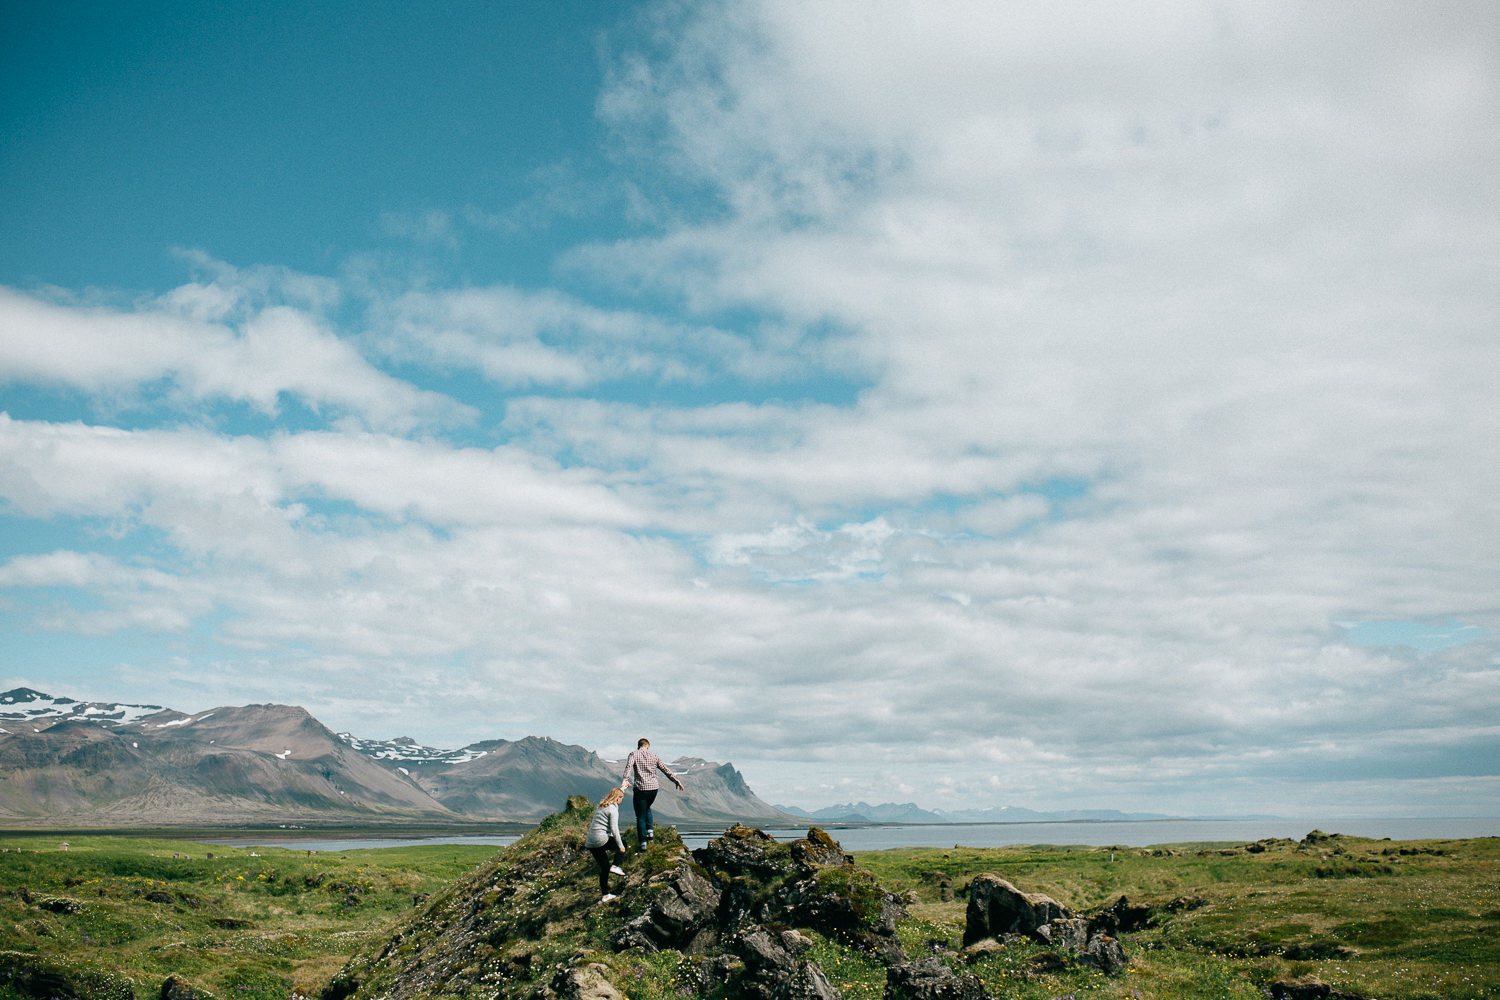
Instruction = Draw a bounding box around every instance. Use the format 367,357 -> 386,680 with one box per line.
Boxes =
632,787 -> 658,848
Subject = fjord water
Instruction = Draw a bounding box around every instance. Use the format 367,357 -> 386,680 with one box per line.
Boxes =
744,816 -> 1500,852
221,816 -> 1496,853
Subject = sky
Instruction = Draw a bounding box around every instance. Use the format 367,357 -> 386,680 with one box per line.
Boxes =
1,0 -> 1497,820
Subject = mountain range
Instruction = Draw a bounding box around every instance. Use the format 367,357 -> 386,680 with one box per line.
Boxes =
774,800 -> 1179,824
0,688 -> 793,829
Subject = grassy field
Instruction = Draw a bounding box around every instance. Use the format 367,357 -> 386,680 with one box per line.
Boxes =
856,833 -> 1500,1000
0,829 -> 1494,999
0,833 -> 500,998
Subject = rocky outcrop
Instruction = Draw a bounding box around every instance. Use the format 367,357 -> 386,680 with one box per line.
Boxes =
323,803 -> 906,1000
694,823 -> 907,964
1088,894 -> 1152,935
326,800 -> 1137,1000
884,957 -> 989,1000
605,821 -> 907,997
735,927 -> 840,1000
608,860 -> 722,954
962,875 -> 1127,975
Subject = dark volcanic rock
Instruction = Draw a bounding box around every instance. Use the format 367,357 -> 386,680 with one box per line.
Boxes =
790,826 -> 853,871
1268,979 -> 1378,1000
962,873 -> 1129,976
160,975 -> 216,1000
1088,894 -> 1152,934
695,825 -> 907,964
774,867 -> 907,962
884,957 -> 991,1000
608,860 -> 721,954
779,960 -> 843,1000
735,927 -> 844,1000
736,927 -> 801,998
694,823 -> 787,880
1079,933 -> 1128,975
963,875 -> 1069,945
681,954 -> 744,995
547,961 -> 629,1000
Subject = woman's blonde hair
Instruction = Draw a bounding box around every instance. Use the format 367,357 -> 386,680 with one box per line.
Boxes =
599,787 -> 624,807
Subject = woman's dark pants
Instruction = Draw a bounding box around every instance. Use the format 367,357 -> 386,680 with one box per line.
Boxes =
589,845 -> 622,894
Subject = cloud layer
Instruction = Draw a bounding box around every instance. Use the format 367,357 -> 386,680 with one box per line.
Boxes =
2,0 -> 1497,817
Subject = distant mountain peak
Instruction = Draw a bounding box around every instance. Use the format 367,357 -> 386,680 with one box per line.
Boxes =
336,732 -> 489,765
0,688 -> 166,728
1,688 -> 62,704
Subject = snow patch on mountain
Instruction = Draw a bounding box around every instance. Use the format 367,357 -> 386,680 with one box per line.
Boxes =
0,687 -> 166,728
336,732 -> 490,764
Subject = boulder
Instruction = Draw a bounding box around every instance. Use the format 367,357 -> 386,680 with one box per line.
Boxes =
0,950 -> 139,999
1088,895 -> 1151,934
962,874 -> 1129,976
682,954 -> 743,994
884,957 -> 990,1000
779,960 -> 843,1000
957,939 -> 1005,960
609,861 -> 721,954
1268,979 -> 1378,1000
732,925 -> 846,999
735,927 -> 804,1000
780,929 -> 815,955
1036,916 -> 1088,951
548,962 -> 628,1000
1079,933 -> 1128,975
775,867 -> 907,962
740,927 -> 800,980
160,976 -> 215,1000
790,827 -> 853,871
962,876 -> 1070,946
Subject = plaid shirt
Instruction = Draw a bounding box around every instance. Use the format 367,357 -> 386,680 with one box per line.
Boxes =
621,748 -> 679,792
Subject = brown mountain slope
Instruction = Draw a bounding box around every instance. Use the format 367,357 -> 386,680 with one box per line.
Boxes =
0,710 -> 460,826
0,690 -> 797,828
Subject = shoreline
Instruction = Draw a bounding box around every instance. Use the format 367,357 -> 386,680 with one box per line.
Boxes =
4,814 -> 1495,850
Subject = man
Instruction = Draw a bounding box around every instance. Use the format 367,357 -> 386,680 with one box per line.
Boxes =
620,738 -> 686,850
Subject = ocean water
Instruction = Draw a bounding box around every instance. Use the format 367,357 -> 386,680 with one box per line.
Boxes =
721,816 -> 1500,853
217,816 -> 1496,853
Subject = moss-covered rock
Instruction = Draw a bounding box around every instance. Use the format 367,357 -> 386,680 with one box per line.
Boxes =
321,805 -> 911,1000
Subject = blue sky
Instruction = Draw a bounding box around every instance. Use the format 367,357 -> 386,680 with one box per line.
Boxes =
2,0 -> 1497,819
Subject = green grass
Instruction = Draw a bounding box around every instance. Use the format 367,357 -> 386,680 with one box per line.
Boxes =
0,830 -> 1495,999
854,834 -> 1500,1000
0,834 -> 499,997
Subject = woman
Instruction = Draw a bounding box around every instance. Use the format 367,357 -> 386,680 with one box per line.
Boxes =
584,786 -> 628,902
620,737 -> 686,851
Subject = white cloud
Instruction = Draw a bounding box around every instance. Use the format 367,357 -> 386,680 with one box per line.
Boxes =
367,283 -> 851,392
1,0 -> 1497,817
0,283 -> 469,433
